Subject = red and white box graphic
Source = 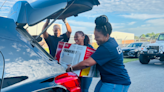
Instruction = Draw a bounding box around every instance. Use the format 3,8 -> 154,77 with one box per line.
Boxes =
55,41 -> 98,77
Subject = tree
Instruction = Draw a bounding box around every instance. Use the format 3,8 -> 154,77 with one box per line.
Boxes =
140,34 -> 146,38
139,33 -> 160,40
151,32 -> 155,36
145,33 -> 153,37
155,33 -> 160,39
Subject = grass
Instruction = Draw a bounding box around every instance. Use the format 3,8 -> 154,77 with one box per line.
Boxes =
124,58 -> 139,63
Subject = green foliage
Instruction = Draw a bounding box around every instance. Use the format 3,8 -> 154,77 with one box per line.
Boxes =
140,34 -> 146,38
155,33 -> 160,39
124,58 -> 138,63
139,33 -> 160,40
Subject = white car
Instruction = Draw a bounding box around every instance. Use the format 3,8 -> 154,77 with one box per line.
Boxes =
139,33 -> 164,64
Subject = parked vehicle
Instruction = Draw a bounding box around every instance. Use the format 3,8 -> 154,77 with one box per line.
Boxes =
0,0 -> 100,91
122,42 -> 149,58
139,33 -> 164,64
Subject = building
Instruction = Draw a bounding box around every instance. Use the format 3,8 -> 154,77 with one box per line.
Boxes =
111,31 -> 134,44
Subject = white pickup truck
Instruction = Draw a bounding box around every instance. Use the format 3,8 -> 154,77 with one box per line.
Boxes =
139,33 -> 164,64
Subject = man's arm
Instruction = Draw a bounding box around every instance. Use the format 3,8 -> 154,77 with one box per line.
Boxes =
39,41 -> 45,46
26,29 -> 29,33
42,19 -> 50,39
63,19 -> 72,38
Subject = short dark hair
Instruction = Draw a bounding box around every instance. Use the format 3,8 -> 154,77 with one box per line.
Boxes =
95,15 -> 112,36
75,31 -> 90,46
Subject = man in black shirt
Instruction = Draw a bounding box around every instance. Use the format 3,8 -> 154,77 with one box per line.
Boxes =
42,19 -> 72,58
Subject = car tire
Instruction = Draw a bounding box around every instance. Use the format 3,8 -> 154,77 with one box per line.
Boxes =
159,57 -> 164,62
135,52 -> 140,58
139,54 -> 150,64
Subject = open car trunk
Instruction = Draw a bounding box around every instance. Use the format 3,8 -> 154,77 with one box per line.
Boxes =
8,0 -> 100,27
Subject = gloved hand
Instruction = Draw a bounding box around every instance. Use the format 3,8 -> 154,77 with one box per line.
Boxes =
62,18 -> 68,24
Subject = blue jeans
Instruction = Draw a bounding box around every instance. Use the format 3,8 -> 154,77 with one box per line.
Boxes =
94,80 -> 130,92
80,77 -> 92,92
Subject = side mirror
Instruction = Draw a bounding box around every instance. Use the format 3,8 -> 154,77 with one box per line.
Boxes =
32,35 -> 42,42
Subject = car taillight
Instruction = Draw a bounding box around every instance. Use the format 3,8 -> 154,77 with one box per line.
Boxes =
55,72 -> 81,92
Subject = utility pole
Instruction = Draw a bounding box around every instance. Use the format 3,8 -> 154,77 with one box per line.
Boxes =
124,36 -> 128,47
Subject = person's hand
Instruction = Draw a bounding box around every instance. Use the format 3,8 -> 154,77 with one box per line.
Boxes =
66,67 -> 71,72
62,18 -> 67,24
66,65 -> 73,72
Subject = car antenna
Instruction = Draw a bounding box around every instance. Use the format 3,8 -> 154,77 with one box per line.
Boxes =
0,0 -> 7,10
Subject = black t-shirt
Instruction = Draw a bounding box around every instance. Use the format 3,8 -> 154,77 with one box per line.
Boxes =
91,37 -> 131,85
45,33 -> 69,57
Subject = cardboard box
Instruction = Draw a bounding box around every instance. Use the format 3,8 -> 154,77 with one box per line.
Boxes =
55,42 -> 99,77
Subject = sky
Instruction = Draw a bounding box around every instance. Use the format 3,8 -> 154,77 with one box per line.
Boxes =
0,0 -> 164,36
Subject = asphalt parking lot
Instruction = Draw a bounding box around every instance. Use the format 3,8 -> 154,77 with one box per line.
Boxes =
89,59 -> 164,92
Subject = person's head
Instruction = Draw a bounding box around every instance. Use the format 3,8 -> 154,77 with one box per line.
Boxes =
74,31 -> 90,46
53,24 -> 61,38
94,15 -> 112,45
